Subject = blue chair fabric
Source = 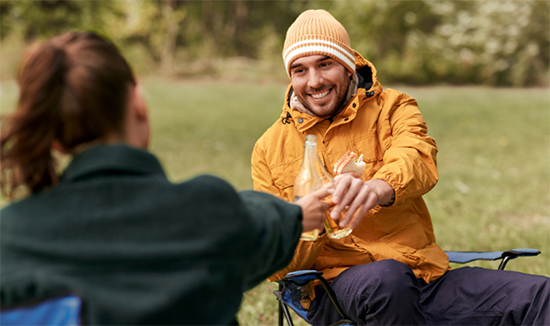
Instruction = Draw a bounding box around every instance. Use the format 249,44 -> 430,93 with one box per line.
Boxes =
275,248 -> 541,326
0,294 -> 83,326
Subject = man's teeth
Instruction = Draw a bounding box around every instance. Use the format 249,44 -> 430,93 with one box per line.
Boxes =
311,90 -> 330,99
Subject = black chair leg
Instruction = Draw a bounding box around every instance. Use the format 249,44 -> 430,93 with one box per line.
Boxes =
317,276 -> 357,325
279,301 -> 294,326
275,283 -> 294,326
318,276 -> 348,319
278,299 -> 284,326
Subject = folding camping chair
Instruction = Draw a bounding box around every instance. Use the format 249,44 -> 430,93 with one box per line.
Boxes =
274,248 -> 541,326
0,293 -> 83,326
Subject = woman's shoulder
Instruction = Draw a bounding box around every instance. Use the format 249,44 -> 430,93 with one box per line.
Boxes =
182,175 -> 235,192
172,175 -> 240,205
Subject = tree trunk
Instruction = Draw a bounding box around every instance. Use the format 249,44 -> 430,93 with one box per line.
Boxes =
234,0 -> 249,57
160,0 -> 179,73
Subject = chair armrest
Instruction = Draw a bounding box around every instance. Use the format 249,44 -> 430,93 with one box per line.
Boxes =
277,270 -> 323,285
446,248 -> 541,270
446,248 -> 541,264
446,251 -> 506,263
502,248 -> 541,258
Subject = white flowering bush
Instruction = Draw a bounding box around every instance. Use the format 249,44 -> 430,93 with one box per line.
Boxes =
329,0 -> 549,86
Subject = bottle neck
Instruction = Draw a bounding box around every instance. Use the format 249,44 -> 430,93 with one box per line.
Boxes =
302,135 -> 318,169
302,142 -> 317,169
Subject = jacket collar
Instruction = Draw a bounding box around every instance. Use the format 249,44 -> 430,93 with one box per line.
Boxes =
281,51 -> 383,133
61,143 -> 166,182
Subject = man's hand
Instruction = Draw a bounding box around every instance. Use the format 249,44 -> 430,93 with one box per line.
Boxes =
295,187 -> 331,232
330,175 -> 395,229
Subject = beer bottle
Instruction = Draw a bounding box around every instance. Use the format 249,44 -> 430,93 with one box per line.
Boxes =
293,135 -> 322,241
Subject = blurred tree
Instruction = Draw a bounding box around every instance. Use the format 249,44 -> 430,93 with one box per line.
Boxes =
160,0 -> 185,72
0,0 -> 548,86
180,1 -> 306,59
1,0 -> 117,40
103,1 -> 185,67
524,1 -> 549,85
0,1 -> 15,39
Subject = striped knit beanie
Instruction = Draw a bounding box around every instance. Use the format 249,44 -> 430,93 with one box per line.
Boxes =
283,9 -> 355,78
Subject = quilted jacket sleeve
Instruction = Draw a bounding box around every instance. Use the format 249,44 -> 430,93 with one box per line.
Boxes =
373,89 -> 439,206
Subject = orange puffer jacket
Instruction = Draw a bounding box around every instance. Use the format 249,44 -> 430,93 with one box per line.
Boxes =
251,51 -> 450,284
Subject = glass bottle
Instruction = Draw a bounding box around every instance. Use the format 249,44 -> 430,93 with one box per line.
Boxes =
293,135 -> 322,241
316,153 -> 353,239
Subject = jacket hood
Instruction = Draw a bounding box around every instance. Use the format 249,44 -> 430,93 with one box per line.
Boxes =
280,50 -> 383,130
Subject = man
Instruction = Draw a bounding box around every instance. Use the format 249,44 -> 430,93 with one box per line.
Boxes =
252,9 -> 549,325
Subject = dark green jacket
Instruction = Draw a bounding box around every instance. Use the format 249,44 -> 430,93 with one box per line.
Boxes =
0,144 -> 302,325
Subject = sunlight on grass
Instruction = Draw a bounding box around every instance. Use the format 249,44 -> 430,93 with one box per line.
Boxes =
1,78 -> 548,325
141,76 -> 286,190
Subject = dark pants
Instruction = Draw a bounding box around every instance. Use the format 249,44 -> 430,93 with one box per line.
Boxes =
306,260 -> 550,326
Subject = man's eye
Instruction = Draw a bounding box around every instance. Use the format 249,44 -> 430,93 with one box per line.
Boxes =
320,62 -> 331,68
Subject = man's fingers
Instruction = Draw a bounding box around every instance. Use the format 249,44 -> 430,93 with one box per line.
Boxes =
344,193 -> 378,228
311,187 -> 331,199
340,198 -> 363,226
331,178 -> 363,218
332,175 -> 353,204
349,205 -> 370,229
344,200 -> 371,229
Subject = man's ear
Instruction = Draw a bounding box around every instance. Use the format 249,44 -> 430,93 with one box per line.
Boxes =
51,140 -> 68,154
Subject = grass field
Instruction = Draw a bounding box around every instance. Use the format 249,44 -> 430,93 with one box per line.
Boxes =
1,78 -> 548,325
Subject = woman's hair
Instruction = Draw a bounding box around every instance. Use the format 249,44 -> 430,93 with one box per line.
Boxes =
1,31 -> 136,197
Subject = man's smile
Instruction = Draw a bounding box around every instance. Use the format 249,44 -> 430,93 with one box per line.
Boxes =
309,88 -> 332,100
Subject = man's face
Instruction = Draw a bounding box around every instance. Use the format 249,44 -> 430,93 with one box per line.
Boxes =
290,55 -> 352,119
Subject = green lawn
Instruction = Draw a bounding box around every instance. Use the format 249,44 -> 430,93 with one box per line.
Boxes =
1,78 -> 548,325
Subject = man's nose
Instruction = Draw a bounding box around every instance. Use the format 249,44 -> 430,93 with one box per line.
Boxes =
308,69 -> 324,89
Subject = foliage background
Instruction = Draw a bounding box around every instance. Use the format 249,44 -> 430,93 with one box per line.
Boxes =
1,0 -> 549,86
1,1 -> 549,325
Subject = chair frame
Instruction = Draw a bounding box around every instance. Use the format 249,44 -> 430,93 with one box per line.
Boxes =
275,270 -> 355,326
274,248 -> 541,326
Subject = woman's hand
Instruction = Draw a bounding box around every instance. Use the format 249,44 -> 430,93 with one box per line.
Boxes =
330,175 -> 395,229
295,187 -> 331,232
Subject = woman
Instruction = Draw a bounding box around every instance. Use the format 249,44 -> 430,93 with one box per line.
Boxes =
0,31 -> 329,325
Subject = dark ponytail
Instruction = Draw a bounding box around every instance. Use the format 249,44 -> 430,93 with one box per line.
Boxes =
1,31 -> 136,198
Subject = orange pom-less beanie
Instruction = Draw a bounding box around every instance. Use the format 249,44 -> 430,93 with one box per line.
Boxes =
283,9 -> 355,78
